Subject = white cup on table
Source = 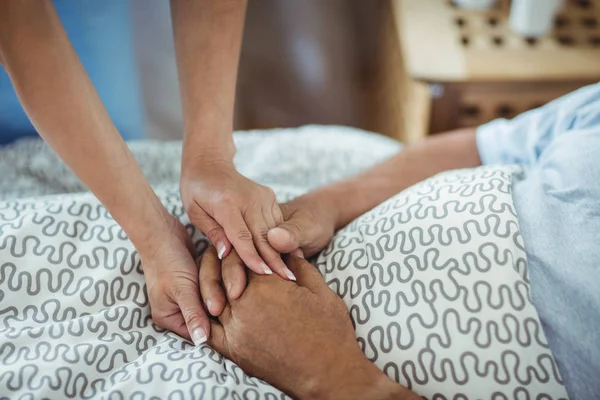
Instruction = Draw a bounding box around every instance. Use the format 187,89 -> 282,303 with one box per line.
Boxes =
509,0 -> 565,37
453,0 -> 497,10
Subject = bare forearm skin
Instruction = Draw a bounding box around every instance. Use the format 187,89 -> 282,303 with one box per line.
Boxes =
0,1 -> 172,253
170,0 -> 247,164
316,128 -> 481,230
308,360 -> 422,400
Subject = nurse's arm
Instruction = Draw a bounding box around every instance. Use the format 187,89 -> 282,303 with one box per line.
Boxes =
171,0 -> 294,277
170,0 -> 246,161
0,1 -> 176,257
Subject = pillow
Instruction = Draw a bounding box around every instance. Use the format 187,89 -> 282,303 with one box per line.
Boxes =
316,165 -> 568,399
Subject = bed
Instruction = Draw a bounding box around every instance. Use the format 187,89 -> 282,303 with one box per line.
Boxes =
0,126 -> 568,399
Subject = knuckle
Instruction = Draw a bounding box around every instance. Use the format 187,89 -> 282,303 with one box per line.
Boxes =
150,312 -> 166,327
234,229 -> 253,242
186,204 -> 206,222
204,225 -> 223,241
181,193 -> 196,213
263,186 -> 276,199
183,201 -> 197,216
170,284 -> 190,301
216,190 -> 238,206
183,202 -> 194,216
170,287 -> 184,301
182,307 -> 203,324
255,226 -> 270,243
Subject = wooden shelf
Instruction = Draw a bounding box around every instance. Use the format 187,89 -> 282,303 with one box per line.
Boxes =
392,0 -> 600,82
388,0 -> 600,142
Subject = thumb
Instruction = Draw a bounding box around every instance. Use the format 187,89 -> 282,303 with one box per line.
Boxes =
283,254 -> 329,295
190,208 -> 231,260
172,284 -> 211,346
267,222 -> 302,254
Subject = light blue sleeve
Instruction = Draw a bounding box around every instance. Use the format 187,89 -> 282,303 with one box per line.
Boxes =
0,0 -> 145,144
477,82 -> 600,399
476,82 -> 600,166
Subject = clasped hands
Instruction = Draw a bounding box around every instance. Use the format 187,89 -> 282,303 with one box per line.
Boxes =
198,244 -> 417,400
192,193 -> 418,399
142,160 -> 334,347
143,160 -> 416,398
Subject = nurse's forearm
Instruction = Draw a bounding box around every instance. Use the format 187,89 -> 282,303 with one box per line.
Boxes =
320,128 -> 481,230
170,0 -> 246,164
0,1 -> 173,253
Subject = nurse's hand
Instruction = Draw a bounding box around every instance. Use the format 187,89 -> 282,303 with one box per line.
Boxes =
141,216 -> 210,346
180,158 -> 295,281
199,192 -> 339,318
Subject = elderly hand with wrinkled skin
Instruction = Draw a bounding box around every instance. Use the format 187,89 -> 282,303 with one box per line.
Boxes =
199,247 -> 420,400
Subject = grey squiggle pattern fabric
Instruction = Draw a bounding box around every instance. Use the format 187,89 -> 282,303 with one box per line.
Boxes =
316,166 -> 568,400
0,126 -> 567,399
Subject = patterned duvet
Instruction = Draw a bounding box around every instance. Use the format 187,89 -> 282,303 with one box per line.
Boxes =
0,126 -> 567,399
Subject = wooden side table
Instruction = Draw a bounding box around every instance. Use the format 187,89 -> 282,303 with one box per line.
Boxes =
391,0 -> 600,143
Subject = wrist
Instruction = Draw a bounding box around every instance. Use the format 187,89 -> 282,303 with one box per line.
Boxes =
182,143 -> 236,177
116,195 -> 179,257
313,169 -> 399,231
182,124 -> 236,166
303,357 -> 416,400
295,187 -> 342,232
309,183 -> 356,231
180,155 -> 237,193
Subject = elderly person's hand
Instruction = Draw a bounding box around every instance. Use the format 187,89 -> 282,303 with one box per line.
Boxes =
199,247 -> 420,400
267,191 -> 338,257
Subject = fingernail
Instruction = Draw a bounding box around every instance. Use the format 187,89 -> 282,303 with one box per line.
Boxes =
226,281 -> 234,297
217,243 -> 226,260
205,299 -> 213,314
292,249 -> 305,259
261,262 -> 273,275
191,327 -> 207,346
283,266 -> 297,281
